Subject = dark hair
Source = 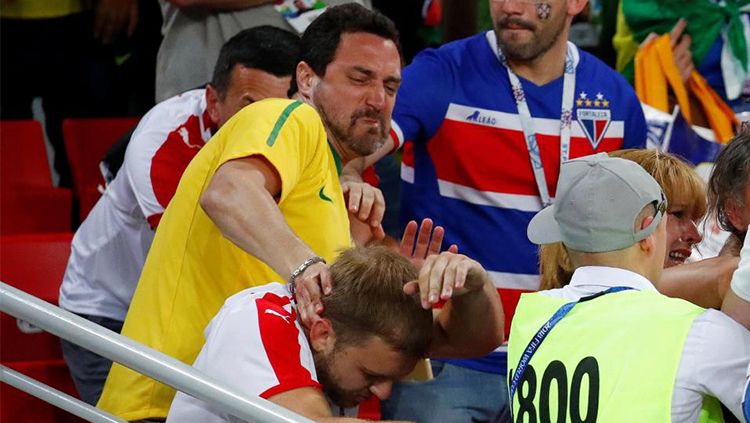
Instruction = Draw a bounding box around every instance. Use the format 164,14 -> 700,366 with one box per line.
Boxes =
708,132 -> 750,239
210,26 -> 301,100
322,246 -> 432,358
287,3 -> 401,97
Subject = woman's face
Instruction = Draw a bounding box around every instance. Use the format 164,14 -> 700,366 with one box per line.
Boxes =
664,201 -> 703,267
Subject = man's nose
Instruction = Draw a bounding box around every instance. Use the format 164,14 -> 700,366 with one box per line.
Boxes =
365,84 -> 386,110
369,380 -> 393,400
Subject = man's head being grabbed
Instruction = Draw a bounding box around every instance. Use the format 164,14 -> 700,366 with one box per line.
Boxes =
307,246 -> 432,407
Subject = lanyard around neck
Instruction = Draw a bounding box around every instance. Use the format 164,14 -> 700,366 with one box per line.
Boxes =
508,286 -> 634,405
493,40 -> 578,207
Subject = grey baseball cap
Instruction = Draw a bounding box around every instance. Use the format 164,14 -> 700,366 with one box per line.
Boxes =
527,153 -> 667,253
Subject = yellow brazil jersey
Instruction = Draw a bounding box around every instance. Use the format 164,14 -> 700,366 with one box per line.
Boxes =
97,99 -> 352,420
1,0 -> 86,19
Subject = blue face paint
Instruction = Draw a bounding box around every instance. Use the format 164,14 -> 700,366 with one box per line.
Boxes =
537,2 -> 551,19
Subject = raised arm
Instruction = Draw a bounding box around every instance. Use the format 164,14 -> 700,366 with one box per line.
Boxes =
200,155 -> 327,283
404,252 -> 504,359
657,255 -> 738,309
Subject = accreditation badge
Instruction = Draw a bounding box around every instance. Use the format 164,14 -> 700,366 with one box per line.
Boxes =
274,0 -> 327,34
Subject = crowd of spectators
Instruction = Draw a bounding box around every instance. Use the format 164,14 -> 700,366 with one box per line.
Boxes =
2,0 -> 750,422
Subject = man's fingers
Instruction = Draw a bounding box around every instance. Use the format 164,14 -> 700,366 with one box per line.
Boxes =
413,218 -> 434,258
427,226 -> 445,256
357,188 -> 375,221
642,32 -> 658,48
319,267 -> 333,296
368,189 -> 386,227
454,259 -> 470,289
417,256 -> 435,307
347,185 -> 362,213
400,220 -> 418,256
448,244 -> 459,254
426,254 -> 449,305
441,259 -> 458,299
371,223 -> 386,241
669,18 -> 687,47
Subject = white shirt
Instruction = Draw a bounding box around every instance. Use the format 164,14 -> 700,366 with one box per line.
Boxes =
167,283 -> 357,422
731,234 -> 750,302
59,89 -> 214,321
541,266 -> 750,423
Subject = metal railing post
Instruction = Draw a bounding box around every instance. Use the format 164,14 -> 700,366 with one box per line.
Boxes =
0,282 -> 314,423
1,365 -> 126,423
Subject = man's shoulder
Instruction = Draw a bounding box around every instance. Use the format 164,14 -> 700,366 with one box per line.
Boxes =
130,89 -> 208,144
232,99 -> 321,129
409,32 -> 493,72
575,50 -> 636,95
150,89 -> 208,123
220,282 -> 292,314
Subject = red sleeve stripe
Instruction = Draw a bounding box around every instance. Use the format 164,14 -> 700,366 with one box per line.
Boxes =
260,380 -> 323,400
256,293 -> 317,397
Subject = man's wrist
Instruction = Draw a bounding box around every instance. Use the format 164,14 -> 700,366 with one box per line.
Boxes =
289,256 -> 326,285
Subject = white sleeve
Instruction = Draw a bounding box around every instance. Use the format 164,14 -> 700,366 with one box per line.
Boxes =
123,107 -> 175,226
167,288 -> 319,423
730,235 -> 750,302
673,309 -> 750,423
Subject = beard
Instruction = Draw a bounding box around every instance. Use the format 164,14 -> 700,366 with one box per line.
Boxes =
313,349 -> 371,408
313,91 -> 388,157
494,13 -> 565,63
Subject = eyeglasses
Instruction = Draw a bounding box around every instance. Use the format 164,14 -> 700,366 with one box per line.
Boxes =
654,192 -> 668,218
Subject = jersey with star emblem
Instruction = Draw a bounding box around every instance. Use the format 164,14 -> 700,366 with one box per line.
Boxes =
390,31 -> 646,375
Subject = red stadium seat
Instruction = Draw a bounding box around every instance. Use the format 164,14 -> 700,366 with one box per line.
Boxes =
0,120 -> 74,235
1,361 -> 85,423
0,120 -> 53,189
0,232 -> 73,361
0,232 -> 73,300
1,188 -> 73,235
62,117 -> 139,221
0,233 -> 82,421
1,233 -> 72,362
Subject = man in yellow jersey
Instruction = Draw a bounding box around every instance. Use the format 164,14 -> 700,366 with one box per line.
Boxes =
509,154 -> 749,422
98,4 -> 403,420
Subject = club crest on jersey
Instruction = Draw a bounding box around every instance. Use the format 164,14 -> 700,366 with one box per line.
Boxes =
575,91 -> 611,150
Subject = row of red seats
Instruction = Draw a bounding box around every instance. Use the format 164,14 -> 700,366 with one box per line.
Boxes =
2,118 -> 136,421
1,118 -> 139,234
1,233 -> 86,422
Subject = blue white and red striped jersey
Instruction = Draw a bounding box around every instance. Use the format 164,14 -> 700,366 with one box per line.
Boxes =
391,31 -> 647,374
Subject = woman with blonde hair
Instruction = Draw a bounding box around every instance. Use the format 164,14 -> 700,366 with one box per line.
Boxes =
539,149 -> 707,291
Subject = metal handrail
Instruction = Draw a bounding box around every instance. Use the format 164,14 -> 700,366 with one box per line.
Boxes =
1,365 -> 126,423
0,282 -> 314,423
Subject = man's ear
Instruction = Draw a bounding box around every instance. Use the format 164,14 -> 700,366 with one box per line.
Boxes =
637,215 -> 656,253
724,199 -> 747,234
205,84 -> 221,125
296,61 -> 317,101
567,0 -> 588,17
309,318 -> 335,354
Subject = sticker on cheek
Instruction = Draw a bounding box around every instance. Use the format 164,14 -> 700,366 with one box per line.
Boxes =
537,2 -> 551,20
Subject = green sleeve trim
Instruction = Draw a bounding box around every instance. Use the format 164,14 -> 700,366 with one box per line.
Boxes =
266,100 -> 303,147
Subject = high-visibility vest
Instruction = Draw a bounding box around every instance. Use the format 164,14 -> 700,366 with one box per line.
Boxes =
508,289 -> 724,423
635,34 -> 738,143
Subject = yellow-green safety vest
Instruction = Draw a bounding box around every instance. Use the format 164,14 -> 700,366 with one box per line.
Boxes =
508,289 -> 724,423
